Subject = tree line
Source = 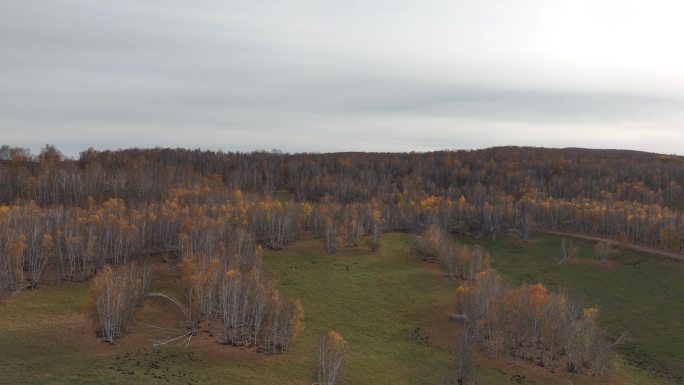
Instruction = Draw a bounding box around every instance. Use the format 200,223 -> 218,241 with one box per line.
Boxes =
2,145 -> 681,206
2,145 -> 682,254
411,231 -> 615,380
3,184 -> 683,294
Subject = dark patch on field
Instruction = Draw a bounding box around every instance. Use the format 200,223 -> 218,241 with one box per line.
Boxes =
618,342 -> 683,383
109,348 -> 204,383
407,327 -> 431,347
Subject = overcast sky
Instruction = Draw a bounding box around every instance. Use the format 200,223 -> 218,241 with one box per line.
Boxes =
2,0 -> 684,156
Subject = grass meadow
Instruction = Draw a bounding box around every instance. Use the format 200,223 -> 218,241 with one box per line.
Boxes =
0,233 -> 681,384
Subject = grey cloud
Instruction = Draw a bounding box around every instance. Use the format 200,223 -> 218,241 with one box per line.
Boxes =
1,0 -> 684,155
334,80 -> 684,122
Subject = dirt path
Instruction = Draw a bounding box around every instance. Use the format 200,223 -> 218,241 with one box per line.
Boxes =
537,230 -> 684,262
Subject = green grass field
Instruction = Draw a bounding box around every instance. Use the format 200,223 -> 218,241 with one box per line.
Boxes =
0,234 -> 456,385
0,233 -> 682,384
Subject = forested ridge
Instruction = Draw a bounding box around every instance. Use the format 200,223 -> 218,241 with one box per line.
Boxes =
2,145 -> 682,253
1,144 -> 683,382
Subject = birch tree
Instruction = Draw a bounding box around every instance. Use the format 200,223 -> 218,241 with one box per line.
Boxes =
317,331 -> 346,385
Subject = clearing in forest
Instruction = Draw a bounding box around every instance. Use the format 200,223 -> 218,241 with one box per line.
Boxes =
0,233 -> 680,385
